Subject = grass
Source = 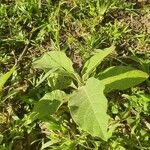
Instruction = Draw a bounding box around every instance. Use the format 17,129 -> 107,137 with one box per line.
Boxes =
0,0 -> 150,150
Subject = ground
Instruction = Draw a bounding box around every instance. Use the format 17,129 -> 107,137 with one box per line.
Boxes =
0,0 -> 150,150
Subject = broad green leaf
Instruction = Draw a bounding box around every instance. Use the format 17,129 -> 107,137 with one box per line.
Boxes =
0,66 -> 15,92
81,46 -> 115,80
33,51 -> 75,74
32,90 -> 67,120
98,66 -> 149,93
68,77 -> 109,141
48,73 -> 72,90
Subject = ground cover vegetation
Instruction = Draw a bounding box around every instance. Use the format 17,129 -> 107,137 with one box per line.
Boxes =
0,0 -> 150,149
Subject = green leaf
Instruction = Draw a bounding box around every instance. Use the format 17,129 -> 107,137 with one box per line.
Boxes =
48,73 -> 72,90
0,66 -> 15,92
33,51 -> 75,74
98,66 -> 149,93
35,68 -> 58,87
0,134 -> 3,144
81,46 -> 115,80
68,77 -> 109,141
32,90 -> 67,120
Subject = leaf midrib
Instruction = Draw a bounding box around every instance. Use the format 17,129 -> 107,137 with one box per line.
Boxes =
82,86 -> 104,137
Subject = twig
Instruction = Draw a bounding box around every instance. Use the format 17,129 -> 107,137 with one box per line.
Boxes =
141,118 -> 150,131
16,33 -> 33,65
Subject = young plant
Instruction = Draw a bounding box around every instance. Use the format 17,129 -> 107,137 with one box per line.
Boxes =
32,46 -> 149,141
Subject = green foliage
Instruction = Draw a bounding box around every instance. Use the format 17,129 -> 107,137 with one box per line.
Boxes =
69,77 -> 109,141
0,0 -> 150,149
98,66 -> 149,93
32,90 -> 67,120
48,73 -> 72,90
0,66 -> 15,93
128,54 -> 150,86
33,50 -> 149,143
123,90 -> 150,115
81,45 -> 115,80
33,50 -> 81,85
33,51 -> 75,73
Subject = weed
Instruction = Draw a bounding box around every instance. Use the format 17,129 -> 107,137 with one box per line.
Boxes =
0,0 -> 150,149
